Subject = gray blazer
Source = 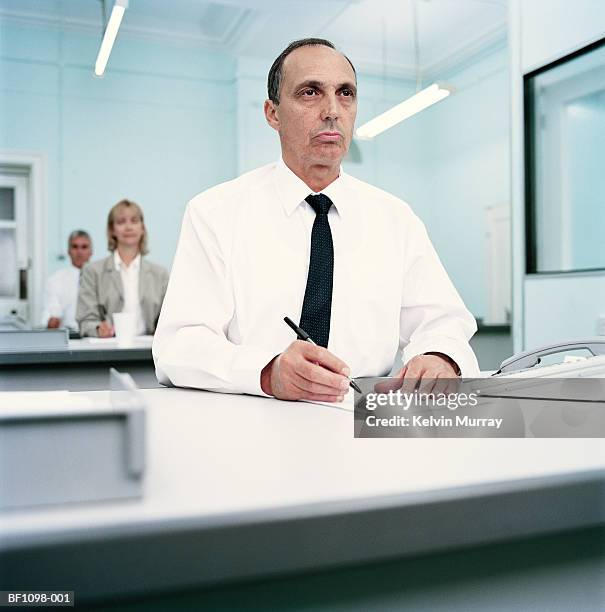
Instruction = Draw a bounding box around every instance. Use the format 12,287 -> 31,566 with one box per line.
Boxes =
77,255 -> 169,337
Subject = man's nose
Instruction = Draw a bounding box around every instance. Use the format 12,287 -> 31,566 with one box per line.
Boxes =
320,92 -> 339,122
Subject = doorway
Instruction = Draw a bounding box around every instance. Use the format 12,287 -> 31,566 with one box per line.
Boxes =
0,152 -> 47,328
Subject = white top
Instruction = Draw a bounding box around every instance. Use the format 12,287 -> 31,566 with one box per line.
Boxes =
40,265 -> 80,330
153,160 -> 479,396
3,388 -> 604,546
2,387 -> 602,602
113,251 -> 146,336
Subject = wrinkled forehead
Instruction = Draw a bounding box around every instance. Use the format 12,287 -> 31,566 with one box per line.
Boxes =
281,45 -> 356,90
70,237 -> 90,247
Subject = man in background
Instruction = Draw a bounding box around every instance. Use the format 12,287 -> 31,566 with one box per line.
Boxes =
42,230 -> 92,330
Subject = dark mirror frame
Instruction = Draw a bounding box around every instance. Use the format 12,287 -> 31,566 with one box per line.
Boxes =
524,36 -> 605,275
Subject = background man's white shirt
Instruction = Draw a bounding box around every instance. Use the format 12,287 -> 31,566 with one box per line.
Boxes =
114,251 -> 146,336
153,160 -> 479,395
41,266 -> 80,329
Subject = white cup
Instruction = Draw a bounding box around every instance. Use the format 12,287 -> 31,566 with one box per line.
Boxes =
113,312 -> 136,347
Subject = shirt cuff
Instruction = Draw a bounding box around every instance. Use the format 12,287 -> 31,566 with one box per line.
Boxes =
402,337 -> 480,378
231,345 -> 280,397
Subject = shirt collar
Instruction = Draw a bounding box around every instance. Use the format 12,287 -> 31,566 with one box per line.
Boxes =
274,157 -> 349,218
114,251 -> 141,272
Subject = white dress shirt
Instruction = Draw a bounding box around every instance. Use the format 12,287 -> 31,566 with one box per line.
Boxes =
153,159 -> 479,395
114,251 -> 146,336
41,265 -> 80,330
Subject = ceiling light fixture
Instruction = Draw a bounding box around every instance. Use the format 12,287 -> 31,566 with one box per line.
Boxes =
95,0 -> 128,77
355,0 -> 453,140
356,83 -> 452,140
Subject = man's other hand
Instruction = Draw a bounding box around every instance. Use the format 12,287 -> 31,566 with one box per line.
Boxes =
261,340 -> 351,402
386,353 -> 460,396
97,320 -> 115,338
47,317 -> 61,329
398,354 -> 459,394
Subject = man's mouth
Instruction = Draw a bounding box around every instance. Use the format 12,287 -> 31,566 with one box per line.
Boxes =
316,132 -> 342,142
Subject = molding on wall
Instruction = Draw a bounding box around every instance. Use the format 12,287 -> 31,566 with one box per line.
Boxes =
351,23 -> 507,80
0,8 -> 255,51
1,8 -> 508,79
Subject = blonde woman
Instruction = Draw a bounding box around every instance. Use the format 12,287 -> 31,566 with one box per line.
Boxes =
77,199 -> 169,338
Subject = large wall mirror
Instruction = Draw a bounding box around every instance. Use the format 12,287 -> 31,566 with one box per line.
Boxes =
525,37 -> 605,274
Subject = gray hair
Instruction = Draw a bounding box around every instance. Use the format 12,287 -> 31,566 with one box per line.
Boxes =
67,229 -> 91,248
267,38 -> 357,105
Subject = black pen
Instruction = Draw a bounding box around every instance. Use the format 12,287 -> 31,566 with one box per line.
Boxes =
283,316 -> 362,394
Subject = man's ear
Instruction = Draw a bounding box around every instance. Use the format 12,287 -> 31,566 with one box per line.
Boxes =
264,99 -> 280,131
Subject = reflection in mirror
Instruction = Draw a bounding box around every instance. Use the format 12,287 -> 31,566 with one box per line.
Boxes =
526,39 -> 605,274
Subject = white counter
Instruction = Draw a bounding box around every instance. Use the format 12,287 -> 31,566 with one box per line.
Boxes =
1,387 -> 604,602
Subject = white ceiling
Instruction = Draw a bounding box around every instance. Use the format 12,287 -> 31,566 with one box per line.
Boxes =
0,0 -> 508,78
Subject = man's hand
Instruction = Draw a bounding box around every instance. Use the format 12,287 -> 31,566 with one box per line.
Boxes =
260,340 -> 351,402
47,317 -> 61,329
398,353 -> 459,395
97,320 -> 115,338
375,353 -> 460,396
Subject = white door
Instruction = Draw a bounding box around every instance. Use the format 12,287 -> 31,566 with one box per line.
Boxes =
0,175 -> 29,323
485,204 -> 512,324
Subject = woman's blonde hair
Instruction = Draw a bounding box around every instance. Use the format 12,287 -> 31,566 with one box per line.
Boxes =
106,199 -> 149,255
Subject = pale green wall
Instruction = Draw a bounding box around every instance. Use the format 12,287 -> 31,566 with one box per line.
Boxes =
0,21 -> 237,273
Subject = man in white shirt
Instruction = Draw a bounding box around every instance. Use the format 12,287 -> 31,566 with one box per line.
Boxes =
153,38 -> 479,402
41,230 -> 92,330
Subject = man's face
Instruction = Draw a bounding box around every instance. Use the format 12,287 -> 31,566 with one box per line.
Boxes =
266,45 -> 357,170
68,236 -> 92,269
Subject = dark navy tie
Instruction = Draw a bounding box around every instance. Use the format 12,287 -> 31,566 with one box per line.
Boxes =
299,194 -> 334,348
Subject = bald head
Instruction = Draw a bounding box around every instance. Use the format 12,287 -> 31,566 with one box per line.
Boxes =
267,38 -> 356,105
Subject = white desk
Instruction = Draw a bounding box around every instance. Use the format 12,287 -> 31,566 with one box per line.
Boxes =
0,337 -> 157,391
1,388 -> 604,606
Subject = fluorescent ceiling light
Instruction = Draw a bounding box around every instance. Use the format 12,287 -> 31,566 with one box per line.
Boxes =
94,0 -> 129,77
355,83 -> 452,140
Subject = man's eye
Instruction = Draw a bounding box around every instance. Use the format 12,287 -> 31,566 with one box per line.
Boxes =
341,89 -> 354,97
302,89 -> 317,96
